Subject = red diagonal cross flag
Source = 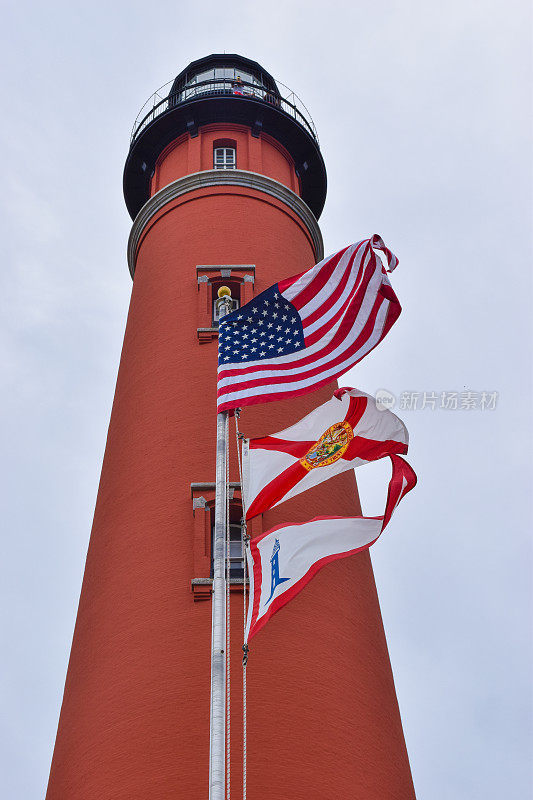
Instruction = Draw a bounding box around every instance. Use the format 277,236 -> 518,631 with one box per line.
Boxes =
242,387 -> 408,519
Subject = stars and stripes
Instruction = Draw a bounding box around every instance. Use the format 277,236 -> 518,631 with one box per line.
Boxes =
217,235 -> 401,413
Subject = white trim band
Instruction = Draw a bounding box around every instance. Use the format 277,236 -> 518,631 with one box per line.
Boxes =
127,169 -> 324,277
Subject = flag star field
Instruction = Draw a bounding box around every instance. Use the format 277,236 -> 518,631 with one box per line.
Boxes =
218,285 -> 305,364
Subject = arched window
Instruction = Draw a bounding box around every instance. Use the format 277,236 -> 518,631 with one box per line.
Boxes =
213,139 -> 236,170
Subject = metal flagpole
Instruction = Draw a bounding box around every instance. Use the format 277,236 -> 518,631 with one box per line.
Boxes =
209,287 -> 233,800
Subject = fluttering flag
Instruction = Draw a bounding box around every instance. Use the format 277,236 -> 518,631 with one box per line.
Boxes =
217,235 -> 400,412
242,387 -> 408,520
245,454 -> 416,640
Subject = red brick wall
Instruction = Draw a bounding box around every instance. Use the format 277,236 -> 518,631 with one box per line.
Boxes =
151,124 -> 299,195
46,126 -> 415,800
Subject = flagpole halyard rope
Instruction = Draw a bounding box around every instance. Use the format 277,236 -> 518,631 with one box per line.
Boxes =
235,410 -> 248,800
226,413 -> 231,800
242,647 -> 247,800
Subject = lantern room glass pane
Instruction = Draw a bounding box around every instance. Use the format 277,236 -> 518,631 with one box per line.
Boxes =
195,69 -> 215,84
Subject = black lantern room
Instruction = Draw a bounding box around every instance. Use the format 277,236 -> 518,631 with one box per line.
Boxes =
123,54 -> 327,220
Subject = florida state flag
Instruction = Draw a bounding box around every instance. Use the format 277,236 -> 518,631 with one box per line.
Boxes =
245,454 -> 417,640
242,387 -> 408,519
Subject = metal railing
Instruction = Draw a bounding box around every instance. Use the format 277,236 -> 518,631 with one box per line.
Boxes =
130,76 -> 319,147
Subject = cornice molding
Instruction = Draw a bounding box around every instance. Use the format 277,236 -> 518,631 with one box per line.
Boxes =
127,169 -> 324,277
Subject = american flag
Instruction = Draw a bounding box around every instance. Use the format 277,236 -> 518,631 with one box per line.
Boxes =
217,235 -> 401,412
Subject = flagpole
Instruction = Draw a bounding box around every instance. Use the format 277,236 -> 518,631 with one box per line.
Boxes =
209,287 -> 233,800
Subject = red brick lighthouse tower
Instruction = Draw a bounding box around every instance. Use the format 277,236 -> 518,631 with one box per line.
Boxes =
46,55 -> 415,799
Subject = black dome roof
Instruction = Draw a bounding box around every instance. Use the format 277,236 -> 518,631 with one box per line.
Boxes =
123,54 -> 327,220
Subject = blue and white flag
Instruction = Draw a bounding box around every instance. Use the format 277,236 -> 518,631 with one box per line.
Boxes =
245,454 -> 416,640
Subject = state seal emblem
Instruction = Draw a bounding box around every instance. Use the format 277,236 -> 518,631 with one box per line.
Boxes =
300,421 -> 353,471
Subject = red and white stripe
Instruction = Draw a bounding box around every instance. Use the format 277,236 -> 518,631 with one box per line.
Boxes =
217,234 -> 401,412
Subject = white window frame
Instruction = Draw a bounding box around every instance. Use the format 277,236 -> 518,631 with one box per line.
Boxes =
213,147 -> 236,170
211,521 -> 245,578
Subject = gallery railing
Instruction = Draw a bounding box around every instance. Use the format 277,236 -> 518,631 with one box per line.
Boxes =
130,77 -> 319,147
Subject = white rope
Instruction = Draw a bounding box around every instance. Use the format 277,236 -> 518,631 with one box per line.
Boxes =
234,410 -> 248,800
225,413 -> 231,800
242,653 -> 247,800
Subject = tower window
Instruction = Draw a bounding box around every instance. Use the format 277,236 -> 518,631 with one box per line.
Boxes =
213,147 -> 236,170
227,522 -> 245,579
213,295 -> 239,323
211,505 -> 245,580
211,279 -> 240,325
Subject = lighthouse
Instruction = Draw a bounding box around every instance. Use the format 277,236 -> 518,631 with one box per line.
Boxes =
46,54 -> 415,799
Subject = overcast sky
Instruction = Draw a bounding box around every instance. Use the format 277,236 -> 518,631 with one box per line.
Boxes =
1,1 -> 531,797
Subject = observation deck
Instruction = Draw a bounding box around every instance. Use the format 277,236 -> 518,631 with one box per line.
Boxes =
123,54 -> 327,220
